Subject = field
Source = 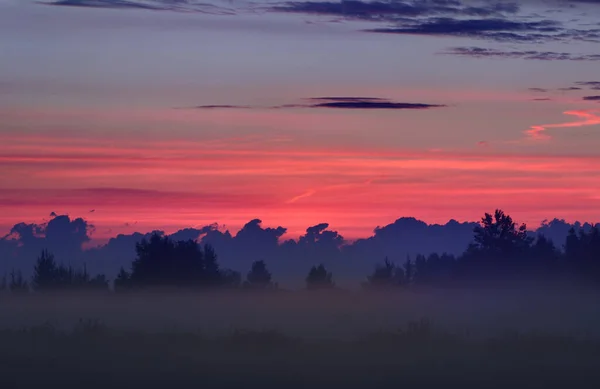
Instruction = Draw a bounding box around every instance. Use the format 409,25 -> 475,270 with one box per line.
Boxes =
2,288 -> 600,388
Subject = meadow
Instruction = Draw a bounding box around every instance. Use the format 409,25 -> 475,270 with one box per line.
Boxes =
2,288 -> 600,388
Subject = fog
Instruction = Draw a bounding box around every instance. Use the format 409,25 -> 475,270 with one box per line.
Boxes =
3,288 -> 599,339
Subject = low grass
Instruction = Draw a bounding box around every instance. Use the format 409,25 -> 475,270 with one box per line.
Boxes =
1,317 -> 600,389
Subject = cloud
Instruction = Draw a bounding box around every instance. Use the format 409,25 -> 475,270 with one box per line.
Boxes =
48,0 -> 164,10
271,0 -> 521,21
525,110 -> 600,140
191,97 -> 445,110
286,190 -> 317,204
529,88 -> 548,93
577,82 -> 600,91
441,47 -> 600,61
45,0 -> 236,14
532,98 -> 552,101
44,0 -> 600,45
584,96 -> 600,101
309,98 -> 444,109
195,105 -> 252,109
558,87 -> 583,91
367,17 -> 562,41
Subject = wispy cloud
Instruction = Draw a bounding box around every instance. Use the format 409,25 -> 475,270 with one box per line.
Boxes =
525,110 -> 600,141
576,81 -> 600,90
442,47 -> 600,61
367,18 -> 563,42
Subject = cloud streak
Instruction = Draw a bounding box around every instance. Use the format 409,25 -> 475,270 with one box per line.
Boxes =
442,47 -> 600,61
525,110 -> 600,140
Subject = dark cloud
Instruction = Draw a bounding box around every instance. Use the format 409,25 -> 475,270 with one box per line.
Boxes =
576,81 -> 600,90
366,18 -> 566,42
48,0 -> 165,10
0,214 -> 94,278
583,95 -> 600,100
271,1 -> 600,44
271,0 -> 521,20
558,87 -> 583,91
308,97 -> 444,109
45,0 -> 236,15
191,97 -> 445,111
532,98 -> 552,101
195,105 -> 252,109
442,46 -> 600,61
44,0 -> 600,44
529,88 -> 548,93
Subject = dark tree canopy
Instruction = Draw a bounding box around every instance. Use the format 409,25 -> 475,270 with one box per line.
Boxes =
306,264 -> 335,290
471,209 -> 532,255
245,260 -> 276,289
126,233 -> 239,290
32,249 -> 108,292
5,209 -> 600,292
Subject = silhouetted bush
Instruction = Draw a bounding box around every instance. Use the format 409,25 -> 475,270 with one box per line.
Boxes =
306,264 -> 335,290
244,260 -> 277,290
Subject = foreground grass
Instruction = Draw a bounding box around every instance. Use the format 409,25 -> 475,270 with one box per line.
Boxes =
2,318 -> 600,389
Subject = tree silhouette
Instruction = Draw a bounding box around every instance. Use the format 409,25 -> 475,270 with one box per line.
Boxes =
306,264 -> 334,290
471,209 -> 532,256
32,250 -> 58,291
31,250 -> 108,292
0,274 -> 6,292
203,244 -> 221,286
363,258 -> 405,289
245,260 -> 276,289
414,253 -> 456,286
221,269 -> 242,288
130,234 -> 204,288
9,269 -> 28,293
114,267 -> 133,292
403,257 -> 414,285
127,233 -> 234,289
564,226 -> 600,282
7,208 -> 600,292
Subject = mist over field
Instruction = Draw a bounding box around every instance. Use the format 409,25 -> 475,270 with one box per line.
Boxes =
3,287 -> 600,337
3,288 -> 600,389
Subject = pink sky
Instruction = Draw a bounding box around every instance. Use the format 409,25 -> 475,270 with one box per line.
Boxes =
2,1 -> 600,242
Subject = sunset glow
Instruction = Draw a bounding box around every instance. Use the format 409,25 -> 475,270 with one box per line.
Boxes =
2,0 -> 600,243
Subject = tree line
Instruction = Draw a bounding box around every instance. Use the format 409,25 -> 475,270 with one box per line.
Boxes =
2,209 -> 600,293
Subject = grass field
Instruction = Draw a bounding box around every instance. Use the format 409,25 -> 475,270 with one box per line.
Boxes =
2,289 -> 600,388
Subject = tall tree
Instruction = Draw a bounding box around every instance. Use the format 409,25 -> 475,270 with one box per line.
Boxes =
32,250 -> 58,291
9,269 -> 28,293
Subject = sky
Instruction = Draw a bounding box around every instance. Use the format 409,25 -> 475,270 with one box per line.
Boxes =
1,0 -> 600,243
